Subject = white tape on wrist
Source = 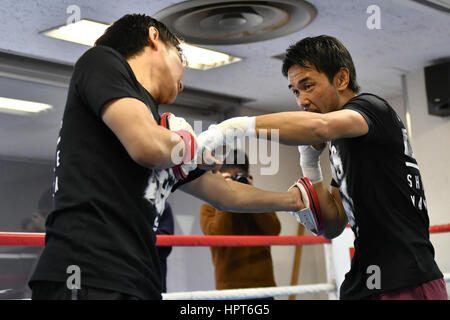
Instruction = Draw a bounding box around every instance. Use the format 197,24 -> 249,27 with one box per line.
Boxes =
300,165 -> 323,184
298,145 -> 324,184
218,116 -> 256,140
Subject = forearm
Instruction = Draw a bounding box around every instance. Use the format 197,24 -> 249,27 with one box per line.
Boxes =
220,180 -> 299,213
181,172 -> 301,213
313,182 -> 347,239
136,126 -> 185,169
255,112 -> 328,145
201,110 -> 368,154
198,112 -> 326,155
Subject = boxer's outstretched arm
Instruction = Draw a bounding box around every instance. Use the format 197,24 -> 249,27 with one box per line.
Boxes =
313,182 -> 348,239
101,97 -> 184,169
206,109 -> 368,147
255,109 -> 369,145
179,171 -> 304,213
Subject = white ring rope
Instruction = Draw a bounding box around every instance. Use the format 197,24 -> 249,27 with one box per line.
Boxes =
162,283 -> 336,300
163,273 -> 450,300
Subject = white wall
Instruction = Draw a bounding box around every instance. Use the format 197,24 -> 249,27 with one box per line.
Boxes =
386,95 -> 405,124
405,68 -> 450,293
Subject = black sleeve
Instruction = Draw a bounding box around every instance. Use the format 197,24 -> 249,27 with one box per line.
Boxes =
72,46 -> 144,119
344,94 -> 394,144
171,168 -> 207,192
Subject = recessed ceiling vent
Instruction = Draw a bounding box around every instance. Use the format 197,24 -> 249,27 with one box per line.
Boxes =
153,0 -> 317,45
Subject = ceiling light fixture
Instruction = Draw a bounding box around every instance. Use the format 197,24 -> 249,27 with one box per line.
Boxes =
0,97 -> 52,115
42,19 -> 109,47
42,19 -> 241,70
179,43 -> 241,70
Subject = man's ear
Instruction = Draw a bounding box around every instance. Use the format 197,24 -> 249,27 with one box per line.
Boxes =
334,67 -> 350,92
148,26 -> 160,49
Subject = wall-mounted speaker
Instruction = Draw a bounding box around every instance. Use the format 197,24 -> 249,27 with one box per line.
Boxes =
424,61 -> 450,117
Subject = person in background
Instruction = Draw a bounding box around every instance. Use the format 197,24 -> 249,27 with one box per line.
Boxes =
200,150 -> 281,298
22,187 -> 53,233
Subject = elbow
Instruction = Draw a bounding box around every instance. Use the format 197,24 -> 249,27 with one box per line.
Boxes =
212,199 -> 228,212
322,229 -> 340,240
322,221 -> 346,240
311,118 -> 332,142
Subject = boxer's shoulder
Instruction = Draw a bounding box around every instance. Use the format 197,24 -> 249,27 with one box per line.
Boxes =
75,45 -> 126,70
345,93 -> 390,113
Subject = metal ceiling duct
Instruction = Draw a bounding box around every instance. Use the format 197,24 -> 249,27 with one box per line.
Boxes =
153,0 -> 317,45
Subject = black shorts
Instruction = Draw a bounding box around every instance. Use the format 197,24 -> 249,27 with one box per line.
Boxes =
31,281 -> 140,300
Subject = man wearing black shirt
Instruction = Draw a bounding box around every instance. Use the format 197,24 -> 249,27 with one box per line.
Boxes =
202,35 -> 448,300
28,14 -> 304,300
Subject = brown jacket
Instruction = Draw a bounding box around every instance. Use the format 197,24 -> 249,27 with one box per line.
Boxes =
200,203 -> 281,290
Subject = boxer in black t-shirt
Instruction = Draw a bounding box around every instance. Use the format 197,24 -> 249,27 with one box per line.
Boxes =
202,35 -> 448,300
28,14 -> 305,300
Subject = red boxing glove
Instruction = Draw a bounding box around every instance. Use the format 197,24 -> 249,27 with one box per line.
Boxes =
160,113 -> 198,180
289,177 -> 324,236
172,129 -> 197,180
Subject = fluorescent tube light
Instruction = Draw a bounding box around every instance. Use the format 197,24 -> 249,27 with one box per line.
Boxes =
43,19 -> 109,47
0,97 -> 52,115
179,43 -> 241,70
42,19 -> 241,70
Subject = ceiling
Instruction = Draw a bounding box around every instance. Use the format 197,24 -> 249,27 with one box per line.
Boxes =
0,0 -> 449,161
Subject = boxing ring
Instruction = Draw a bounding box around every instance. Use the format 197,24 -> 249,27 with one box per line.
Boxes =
1,224 -> 449,300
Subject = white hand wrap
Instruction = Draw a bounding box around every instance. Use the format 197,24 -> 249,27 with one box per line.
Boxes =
196,116 -> 256,162
217,116 -> 256,143
298,145 -> 324,184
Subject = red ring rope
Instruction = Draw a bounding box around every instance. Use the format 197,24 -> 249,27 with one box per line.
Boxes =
429,224 -> 450,234
0,233 -> 330,247
156,235 -> 331,247
0,224 -> 449,247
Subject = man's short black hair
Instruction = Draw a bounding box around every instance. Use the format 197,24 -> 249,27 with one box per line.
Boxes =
220,150 -> 249,173
282,35 -> 360,93
95,14 -> 182,60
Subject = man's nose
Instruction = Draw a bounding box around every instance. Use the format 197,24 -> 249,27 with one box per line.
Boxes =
298,96 -> 310,111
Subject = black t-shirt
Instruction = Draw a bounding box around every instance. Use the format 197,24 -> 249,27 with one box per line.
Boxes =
330,93 -> 443,300
29,46 -> 184,299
